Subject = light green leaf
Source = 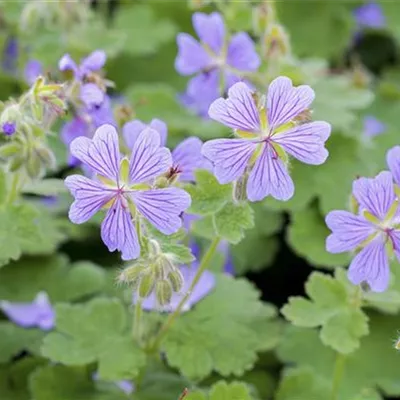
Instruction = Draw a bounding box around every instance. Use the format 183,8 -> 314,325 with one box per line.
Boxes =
186,170 -> 232,216
187,381 -> 254,400
192,216 -> 215,240
41,298 -> 146,380
0,169 -> 6,204
281,271 -> 369,354
287,206 -> 350,268
213,202 -> 254,244
22,179 -> 67,196
0,255 -> 105,302
159,243 -> 195,264
277,313 -> 400,399
161,274 -> 280,380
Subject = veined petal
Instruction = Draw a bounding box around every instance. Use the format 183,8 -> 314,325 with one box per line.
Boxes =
123,119 -> 168,149
386,146 -> 400,186
131,188 -> 191,235
192,12 -> 225,54
61,117 -> 89,166
70,124 -> 121,181
348,237 -> 389,292
172,136 -> 207,182
247,144 -> 294,201
202,138 -> 257,184
389,230 -> 400,262
325,210 -> 375,253
352,171 -> 395,220
267,76 -> 315,131
208,82 -> 261,132
80,50 -> 106,73
129,128 -> 172,184
272,121 -> 331,165
227,32 -> 260,72
149,119 -> 168,146
65,175 -> 115,223
175,33 -> 212,75
100,197 -> 140,260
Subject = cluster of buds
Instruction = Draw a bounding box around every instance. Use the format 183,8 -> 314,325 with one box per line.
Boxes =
119,240 -> 185,307
0,75 -> 66,179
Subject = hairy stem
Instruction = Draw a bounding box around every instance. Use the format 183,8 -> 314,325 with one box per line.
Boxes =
148,236 -> 221,352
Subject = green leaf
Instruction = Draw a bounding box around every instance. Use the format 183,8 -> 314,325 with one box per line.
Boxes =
186,170 -> 232,216
192,216 -> 216,240
0,169 -> 6,204
41,298 -> 146,380
287,206 -> 350,268
213,202 -> 254,244
22,179 -> 67,196
113,4 -> 177,56
281,271 -> 369,354
125,84 -> 227,139
30,365 -> 128,400
187,381 -> 254,400
277,1 -> 354,58
0,323 -> 44,362
0,255 -> 105,302
159,243 -> 195,264
275,367 -> 329,400
161,274 -> 281,380
277,313 -> 400,399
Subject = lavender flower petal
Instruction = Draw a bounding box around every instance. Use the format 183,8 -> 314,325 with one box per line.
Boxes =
128,128 -> 172,184
101,197 -> 140,260
59,53 -> 78,75
80,50 -> 107,73
227,32 -> 260,71
90,95 -> 116,127
131,188 -> 191,235
348,237 -> 389,292
354,2 -> 385,29
208,82 -> 261,132
0,292 -> 54,330
70,124 -> 121,180
65,175 -> 115,224
247,144 -> 294,201
172,136 -> 207,182
123,119 -> 168,149
272,121 -> 331,165
325,210 -> 375,253
202,138 -> 257,184
192,12 -> 225,54
175,33 -> 212,75
352,171 -> 395,220
80,83 -> 104,109
363,116 -> 386,138
386,146 -> 400,186
267,76 -> 315,131
24,60 -> 42,85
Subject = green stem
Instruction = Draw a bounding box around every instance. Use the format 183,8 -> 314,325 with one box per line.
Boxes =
133,297 -> 143,343
148,236 -> 221,352
7,173 -> 20,205
330,352 -> 346,400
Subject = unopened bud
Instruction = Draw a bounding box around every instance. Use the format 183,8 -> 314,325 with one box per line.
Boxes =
26,154 -> 43,179
263,23 -> 291,60
37,146 -> 56,170
138,270 -> 156,298
0,104 -> 20,130
119,264 -> 147,285
0,142 -> 21,159
252,1 -> 276,34
9,156 -> 25,172
167,269 -> 184,293
155,280 -> 173,306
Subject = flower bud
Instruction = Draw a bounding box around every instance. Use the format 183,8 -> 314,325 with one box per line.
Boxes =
167,269 -> 184,293
262,23 -> 291,60
26,154 -> 43,179
0,104 -> 21,133
9,156 -> 25,172
155,280 -> 173,306
0,142 -> 21,159
1,122 -> 16,136
119,264 -> 147,285
138,270 -> 156,299
36,146 -> 56,170
252,1 -> 276,34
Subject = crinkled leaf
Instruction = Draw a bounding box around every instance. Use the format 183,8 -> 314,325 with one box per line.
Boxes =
161,274 -> 280,380
159,243 -> 195,264
213,202 -> 254,244
287,206 -> 350,268
187,380 -> 254,400
0,255 -> 105,302
41,298 -> 146,380
186,170 -> 232,216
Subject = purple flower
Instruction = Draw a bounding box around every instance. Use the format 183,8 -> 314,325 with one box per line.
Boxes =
59,50 -> 106,109
354,2 -> 385,29
133,244 -> 215,312
0,292 -> 54,330
123,118 -> 209,182
218,240 -> 235,275
61,95 -> 116,166
64,124 -> 191,260
24,60 -> 43,85
175,12 -> 260,116
203,77 -> 331,202
325,171 -> 400,292
2,37 -> 18,74
387,146 -> 400,186
363,116 -> 386,139
2,122 -> 16,136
